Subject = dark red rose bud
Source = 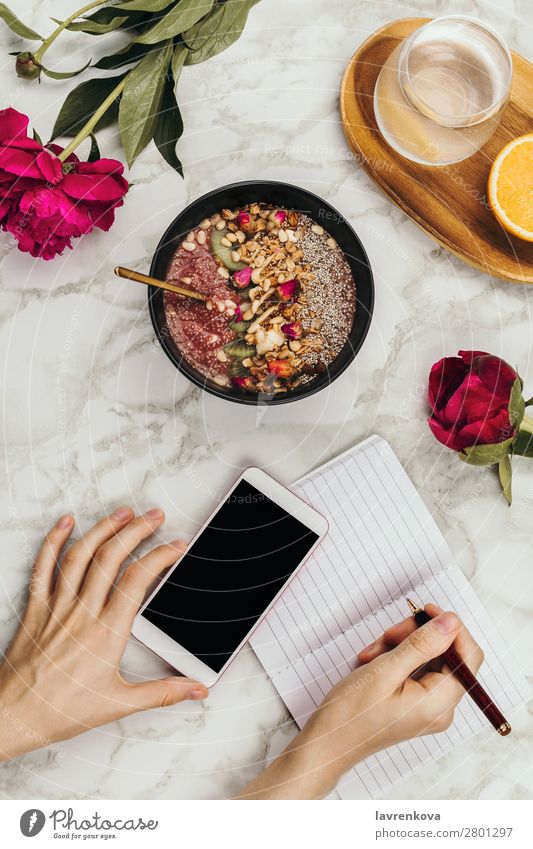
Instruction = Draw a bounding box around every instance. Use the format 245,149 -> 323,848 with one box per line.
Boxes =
15,52 -> 41,80
232,376 -> 256,391
232,266 -> 252,288
277,278 -> 299,301
427,350 -> 519,452
281,321 -> 302,339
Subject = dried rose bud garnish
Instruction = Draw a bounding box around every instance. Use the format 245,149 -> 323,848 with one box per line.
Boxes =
232,375 -> 256,391
281,321 -> 302,339
233,304 -> 243,321
232,266 -> 252,288
237,211 -> 250,227
274,210 -> 286,224
268,360 -> 294,378
277,278 -> 300,301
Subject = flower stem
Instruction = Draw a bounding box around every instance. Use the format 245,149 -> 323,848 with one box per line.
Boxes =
519,413 -> 533,435
33,0 -> 108,64
58,75 -> 128,162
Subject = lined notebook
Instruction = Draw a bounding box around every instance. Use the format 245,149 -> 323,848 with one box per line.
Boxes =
249,436 -> 529,799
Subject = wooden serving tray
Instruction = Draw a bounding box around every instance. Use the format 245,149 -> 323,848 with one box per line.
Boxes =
340,18 -> 533,284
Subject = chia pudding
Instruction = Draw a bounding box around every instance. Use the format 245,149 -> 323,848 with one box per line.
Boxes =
163,203 -> 356,395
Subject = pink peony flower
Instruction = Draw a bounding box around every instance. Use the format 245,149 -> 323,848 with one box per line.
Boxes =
0,108 -> 128,260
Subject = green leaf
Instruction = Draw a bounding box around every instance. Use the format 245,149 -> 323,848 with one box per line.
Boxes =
41,59 -> 91,80
93,41 -> 153,71
88,133 -> 100,162
118,39 -> 173,167
66,16 -> 128,34
32,128 -> 42,144
498,455 -> 513,505
115,0 -> 174,10
0,3 -> 42,40
459,438 -> 514,466
171,42 -> 188,81
153,73 -> 183,176
183,0 -> 259,64
525,397 -> 533,407
51,72 -> 128,139
511,429 -> 533,458
135,0 -> 216,44
508,377 -> 525,430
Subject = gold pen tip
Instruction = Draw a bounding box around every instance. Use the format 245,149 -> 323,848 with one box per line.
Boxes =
498,722 -> 512,736
406,598 -> 419,615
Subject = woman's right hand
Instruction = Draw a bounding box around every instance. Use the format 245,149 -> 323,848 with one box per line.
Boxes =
239,606 -> 484,799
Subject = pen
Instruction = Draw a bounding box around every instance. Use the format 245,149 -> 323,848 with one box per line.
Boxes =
406,599 -> 511,736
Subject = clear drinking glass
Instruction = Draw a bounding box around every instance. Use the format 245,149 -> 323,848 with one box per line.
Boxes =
373,16 -> 512,166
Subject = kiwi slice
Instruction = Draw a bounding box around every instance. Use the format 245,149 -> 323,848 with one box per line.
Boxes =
227,320 -> 251,336
227,360 -> 249,379
223,339 -> 255,360
210,228 -> 246,272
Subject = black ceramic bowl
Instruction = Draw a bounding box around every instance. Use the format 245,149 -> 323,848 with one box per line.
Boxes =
149,181 -> 374,405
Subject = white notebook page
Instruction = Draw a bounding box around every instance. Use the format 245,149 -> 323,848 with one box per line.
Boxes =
250,436 -> 529,799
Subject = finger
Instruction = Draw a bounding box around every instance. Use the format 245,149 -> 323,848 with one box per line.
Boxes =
358,604 -> 444,663
382,611 -> 462,684
80,509 -> 166,611
104,539 -> 186,631
54,507 -> 134,602
412,628 -> 486,730
122,676 -> 209,712
27,514 -> 75,609
358,618 -> 417,663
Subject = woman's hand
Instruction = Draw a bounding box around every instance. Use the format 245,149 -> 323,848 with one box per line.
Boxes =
239,606 -> 483,799
0,508 -> 208,761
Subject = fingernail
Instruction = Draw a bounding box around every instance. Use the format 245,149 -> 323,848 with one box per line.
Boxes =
57,514 -> 73,530
145,508 -> 164,520
186,688 -> 208,700
169,539 -> 185,550
112,506 -> 132,521
433,612 -> 459,634
361,639 -> 378,653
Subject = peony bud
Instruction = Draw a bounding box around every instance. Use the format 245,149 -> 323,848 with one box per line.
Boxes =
15,52 -> 41,81
232,266 -> 252,288
274,210 -> 286,224
277,278 -> 300,301
281,321 -> 302,339
268,360 -> 293,378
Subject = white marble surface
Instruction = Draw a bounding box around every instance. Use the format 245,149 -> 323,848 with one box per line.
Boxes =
0,0 -> 532,800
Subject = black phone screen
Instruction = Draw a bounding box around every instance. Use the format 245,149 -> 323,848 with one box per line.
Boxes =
142,479 -> 319,673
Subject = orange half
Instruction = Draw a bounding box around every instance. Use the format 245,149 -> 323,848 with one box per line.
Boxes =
488,133 -> 533,242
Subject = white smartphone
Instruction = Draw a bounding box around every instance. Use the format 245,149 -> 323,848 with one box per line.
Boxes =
132,467 -> 328,687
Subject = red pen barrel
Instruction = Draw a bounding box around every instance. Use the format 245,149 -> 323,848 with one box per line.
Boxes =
442,644 -> 511,735
411,604 -> 511,736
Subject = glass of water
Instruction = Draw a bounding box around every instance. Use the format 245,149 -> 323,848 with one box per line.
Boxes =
373,16 -> 512,166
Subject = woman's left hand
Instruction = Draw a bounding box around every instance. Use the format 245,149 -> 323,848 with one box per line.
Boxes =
0,507 -> 208,761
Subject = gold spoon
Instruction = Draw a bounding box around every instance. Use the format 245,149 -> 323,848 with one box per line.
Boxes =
114,266 -> 207,302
